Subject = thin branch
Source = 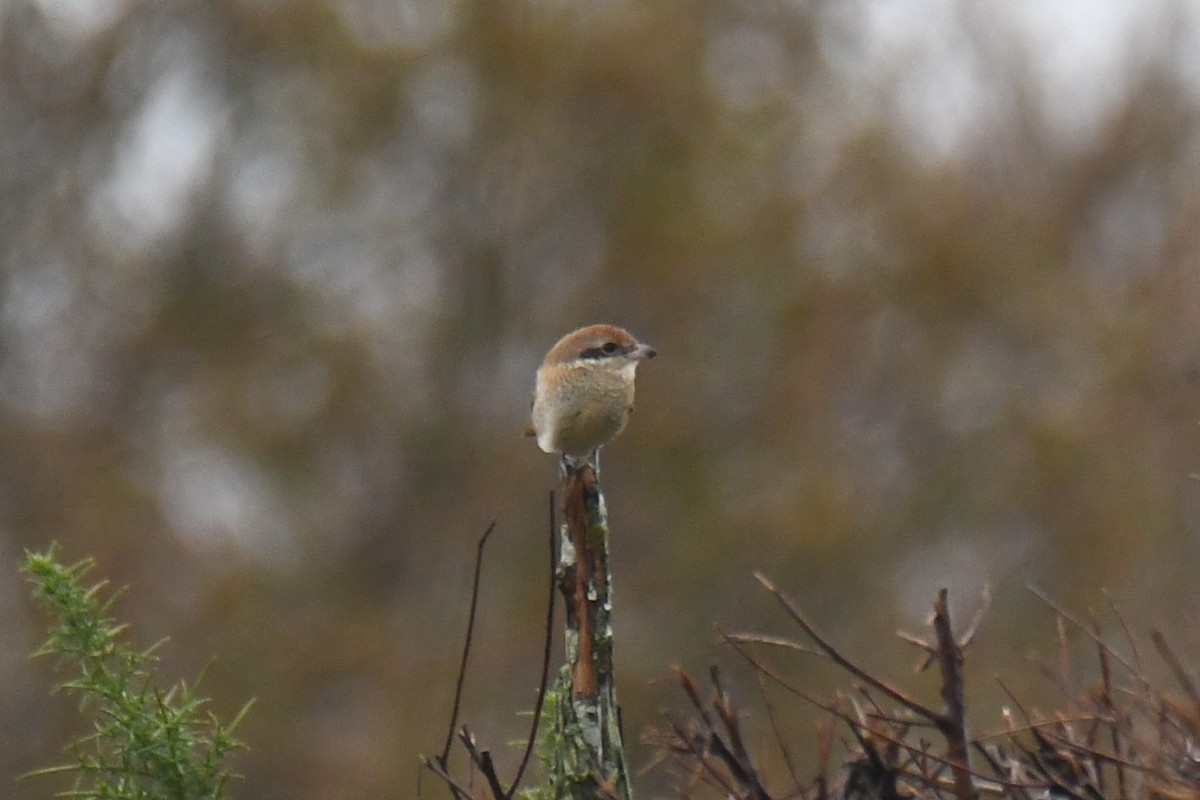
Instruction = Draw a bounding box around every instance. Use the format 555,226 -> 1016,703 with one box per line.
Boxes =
897,628 -> 938,661
1094,619 -> 1126,800
995,677 -> 1036,729
1033,731 -> 1160,774
1057,615 -> 1076,702
973,716 -> 1111,742
862,710 -> 940,730
958,584 -> 993,649
506,492 -> 557,798
710,664 -> 772,799
673,666 -> 715,729
906,584 -> 991,674
663,667 -> 775,797
459,726 -> 506,800
1104,591 -> 1142,675
1027,585 -> 1150,694
968,742 -> 1030,800
932,588 -> 978,800
753,572 -> 944,724
439,522 -> 498,766
723,631 -> 829,658
755,671 -> 802,796
815,717 -> 834,800
855,714 -> 1030,790
1150,630 -> 1200,712
721,629 -> 850,719
661,711 -> 742,798
419,755 -> 477,800
672,710 -> 744,796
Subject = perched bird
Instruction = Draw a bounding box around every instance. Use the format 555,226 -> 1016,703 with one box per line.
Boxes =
528,324 -> 656,471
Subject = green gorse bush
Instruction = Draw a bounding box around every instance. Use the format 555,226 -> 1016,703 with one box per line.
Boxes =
22,546 -> 252,800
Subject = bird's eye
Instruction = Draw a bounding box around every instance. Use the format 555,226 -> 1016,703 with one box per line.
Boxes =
580,342 -> 621,359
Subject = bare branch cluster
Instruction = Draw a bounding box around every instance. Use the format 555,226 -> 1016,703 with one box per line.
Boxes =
420,505 -> 557,800
652,579 -> 1200,800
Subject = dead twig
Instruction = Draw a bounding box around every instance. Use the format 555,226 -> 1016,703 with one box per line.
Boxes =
1028,585 -> 1151,694
505,492 -> 558,798
662,666 -> 774,799
754,671 -> 802,797
419,754 -> 477,800
711,665 -> 773,799
1094,618 -> 1126,800
438,521 -> 498,767
459,726 -> 506,800
1151,630 -> 1200,720
932,588 -> 978,800
753,572 -> 943,725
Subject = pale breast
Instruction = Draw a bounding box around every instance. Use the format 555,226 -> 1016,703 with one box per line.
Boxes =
532,363 -> 636,456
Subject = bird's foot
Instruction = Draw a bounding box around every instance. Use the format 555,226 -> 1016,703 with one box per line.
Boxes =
558,449 -> 601,481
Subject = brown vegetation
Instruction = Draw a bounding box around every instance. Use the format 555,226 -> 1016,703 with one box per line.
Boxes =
654,581 -> 1200,800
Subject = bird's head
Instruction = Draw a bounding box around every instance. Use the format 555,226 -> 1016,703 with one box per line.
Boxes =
542,324 -> 657,372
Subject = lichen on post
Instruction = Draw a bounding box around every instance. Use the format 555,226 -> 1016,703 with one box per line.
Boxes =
538,464 -> 633,800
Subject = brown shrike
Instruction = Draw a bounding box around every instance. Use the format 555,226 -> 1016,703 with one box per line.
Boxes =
527,324 -> 656,471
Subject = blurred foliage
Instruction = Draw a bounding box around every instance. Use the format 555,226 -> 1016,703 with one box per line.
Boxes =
2,0 -> 1199,798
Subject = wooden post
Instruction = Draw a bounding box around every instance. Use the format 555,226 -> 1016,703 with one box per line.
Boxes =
545,464 -> 633,799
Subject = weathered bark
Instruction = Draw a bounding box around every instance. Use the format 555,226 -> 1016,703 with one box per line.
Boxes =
547,465 -> 633,800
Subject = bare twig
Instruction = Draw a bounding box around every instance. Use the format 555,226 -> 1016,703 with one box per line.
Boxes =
439,522 -> 498,766
506,492 -> 558,798
1094,619 -> 1126,800
897,628 -> 938,662
724,630 -> 828,658
973,716 -> 1110,742
1104,591 -> 1142,675
755,671 -> 802,796
710,665 -> 772,799
932,588 -> 978,800
663,667 -> 774,799
753,572 -> 943,724
905,585 -> 991,674
815,717 -> 834,800
674,666 -> 715,728
459,726 -> 506,800
1027,585 -> 1150,693
848,713 -> 1026,791
662,711 -> 743,798
958,584 -> 993,650
721,628 -> 852,720
1151,630 -> 1200,713
420,754 -> 478,800
1057,615 -> 1076,702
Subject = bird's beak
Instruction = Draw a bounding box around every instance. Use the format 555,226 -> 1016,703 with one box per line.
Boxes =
633,342 -> 657,360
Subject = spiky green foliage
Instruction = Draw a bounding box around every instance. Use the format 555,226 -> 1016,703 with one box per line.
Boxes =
520,666 -> 596,800
21,545 -> 253,800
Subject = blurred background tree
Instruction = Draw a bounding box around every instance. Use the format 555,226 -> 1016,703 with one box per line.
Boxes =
2,0 -> 1199,797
